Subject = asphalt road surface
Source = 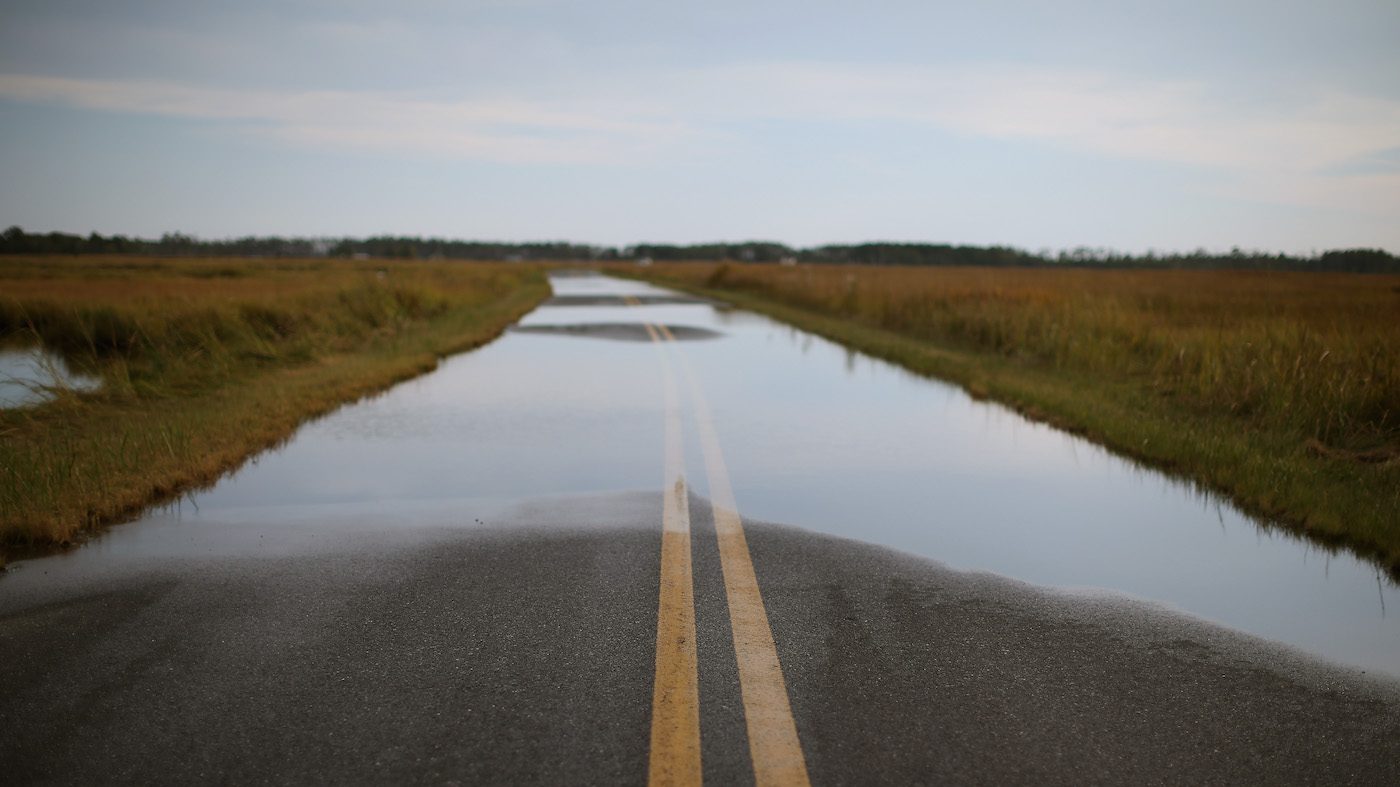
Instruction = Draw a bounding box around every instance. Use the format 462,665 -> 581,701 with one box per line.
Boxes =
3,275 -> 1398,785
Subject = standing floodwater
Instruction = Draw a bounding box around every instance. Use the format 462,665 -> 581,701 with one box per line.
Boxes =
532,274 -> 1400,677
8,272 -> 1398,678
0,347 -> 101,408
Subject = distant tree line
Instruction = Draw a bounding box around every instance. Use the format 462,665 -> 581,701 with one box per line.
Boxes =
0,227 -> 609,261
327,237 -> 608,261
627,242 -> 796,263
3,226 -> 1396,273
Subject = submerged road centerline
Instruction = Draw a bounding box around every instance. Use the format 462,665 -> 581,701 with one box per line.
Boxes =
655,323 -> 812,787
645,320 -> 703,786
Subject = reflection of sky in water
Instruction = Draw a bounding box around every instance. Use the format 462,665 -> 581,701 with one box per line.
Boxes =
0,347 -> 100,407
604,274 -> 1398,678
197,333 -> 663,508
18,273 -> 1399,679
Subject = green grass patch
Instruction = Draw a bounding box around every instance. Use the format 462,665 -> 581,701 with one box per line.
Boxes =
617,262 -> 1400,574
0,255 -> 549,563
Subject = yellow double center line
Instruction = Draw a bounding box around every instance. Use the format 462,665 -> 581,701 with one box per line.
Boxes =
635,303 -> 810,787
645,319 -> 702,785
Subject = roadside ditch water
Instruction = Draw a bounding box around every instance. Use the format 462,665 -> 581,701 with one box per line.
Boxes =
0,346 -> 100,408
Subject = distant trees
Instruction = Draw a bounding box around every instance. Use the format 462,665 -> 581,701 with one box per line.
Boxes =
0,227 -> 608,262
800,243 -> 1041,267
1317,248 -> 1397,273
1,226 -> 142,254
626,242 -> 793,263
330,237 -> 608,261
1,226 -> 1396,273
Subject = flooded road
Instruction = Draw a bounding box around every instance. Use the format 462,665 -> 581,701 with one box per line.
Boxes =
5,271 -> 1400,783
10,271 -> 1399,678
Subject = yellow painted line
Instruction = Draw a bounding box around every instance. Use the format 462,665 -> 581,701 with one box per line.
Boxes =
643,320 -> 703,786
657,324 -> 811,787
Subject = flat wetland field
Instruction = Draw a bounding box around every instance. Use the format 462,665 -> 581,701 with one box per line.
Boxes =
0,255 -> 548,561
620,262 -> 1400,572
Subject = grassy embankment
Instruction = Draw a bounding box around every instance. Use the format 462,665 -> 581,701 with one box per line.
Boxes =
622,263 -> 1400,571
0,256 -> 548,563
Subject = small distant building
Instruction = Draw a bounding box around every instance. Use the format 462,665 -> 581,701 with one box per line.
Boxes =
636,256 -> 653,266
779,256 -> 798,266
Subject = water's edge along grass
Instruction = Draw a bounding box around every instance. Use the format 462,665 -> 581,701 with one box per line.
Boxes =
614,264 -> 1400,576
0,257 -> 549,566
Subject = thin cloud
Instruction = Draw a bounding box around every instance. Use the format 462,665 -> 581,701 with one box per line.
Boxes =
641,62 -> 1400,174
4,63 -> 1398,195
1323,146 -> 1400,176
0,74 -> 693,164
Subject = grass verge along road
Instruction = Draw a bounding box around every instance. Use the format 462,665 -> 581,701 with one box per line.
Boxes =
0,255 -> 548,562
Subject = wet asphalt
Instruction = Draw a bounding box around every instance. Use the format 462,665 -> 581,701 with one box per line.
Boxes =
2,491 -> 1398,785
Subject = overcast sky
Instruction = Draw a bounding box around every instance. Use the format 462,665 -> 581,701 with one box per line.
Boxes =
2,0 -> 1397,253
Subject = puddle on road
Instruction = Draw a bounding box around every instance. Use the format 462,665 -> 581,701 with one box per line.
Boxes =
6,272 -> 1398,679
0,346 -> 101,408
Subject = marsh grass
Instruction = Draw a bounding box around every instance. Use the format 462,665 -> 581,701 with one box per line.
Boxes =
0,255 -> 548,561
624,262 -> 1400,569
